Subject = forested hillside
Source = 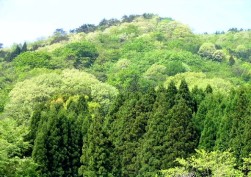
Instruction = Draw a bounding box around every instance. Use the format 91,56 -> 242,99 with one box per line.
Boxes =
1,14 -> 251,176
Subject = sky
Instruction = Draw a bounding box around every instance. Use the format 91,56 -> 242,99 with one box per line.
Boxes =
0,0 -> 251,47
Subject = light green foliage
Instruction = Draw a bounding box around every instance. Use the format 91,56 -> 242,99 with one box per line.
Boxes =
160,166 -> 193,177
164,72 -> 233,93
1,14 -> 251,176
115,58 -> 131,70
158,21 -> 193,39
157,20 -> 201,52
122,36 -> 156,53
52,41 -> 98,68
13,51 -> 52,70
166,61 -> 187,76
0,118 -> 39,176
198,42 -> 216,59
212,49 -> 226,62
143,64 -> 167,84
232,63 -> 251,81
236,45 -> 247,54
107,59 -> 140,91
5,69 -> 118,121
242,155 -> 251,176
216,31 -> 251,50
161,149 -> 243,177
0,118 -> 29,158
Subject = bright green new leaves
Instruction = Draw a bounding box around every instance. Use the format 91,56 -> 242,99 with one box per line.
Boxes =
198,42 -> 216,59
53,41 -> 98,68
198,42 -> 227,62
0,118 -> 39,176
5,69 -> 118,121
161,149 -> 243,177
14,51 -> 52,70
164,72 -> 233,93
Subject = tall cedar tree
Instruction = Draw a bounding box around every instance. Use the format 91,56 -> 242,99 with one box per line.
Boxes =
216,88 -> 250,166
32,96 -> 89,176
198,108 -> 218,151
215,91 -> 236,151
176,79 -> 196,112
196,93 -> 225,151
105,89 -> 156,177
138,82 -> 177,176
162,80 -> 198,168
230,89 -> 249,164
103,92 -> 128,176
128,88 -> 156,175
163,97 -> 198,168
80,110 -> 113,177
24,103 -> 46,157
21,42 -> 28,53
109,92 -> 140,176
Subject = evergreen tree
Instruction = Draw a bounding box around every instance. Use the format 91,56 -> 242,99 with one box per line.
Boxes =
80,111 -> 113,177
205,84 -> 213,94
198,110 -> 217,151
215,92 -> 235,151
228,55 -> 235,66
165,81 -> 178,109
21,42 -> 28,53
229,89 -> 249,164
110,92 -> 140,176
196,93 -> 224,151
32,96 -> 89,176
138,83 -> 177,176
216,88 -> 250,165
24,104 -> 46,156
163,98 -> 198,168
191,85 -> 205,106
8,45 -> 21,62
176,79 -> 196,112
103,92 -> 128,176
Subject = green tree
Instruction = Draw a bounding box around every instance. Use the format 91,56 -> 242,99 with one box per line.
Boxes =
53,41 -> 98,68
80,110 -> 113,177
14,51 -> 51,69
229,89 -> 249,164
50,28 -> 68,44
229,55 -> 235,66
176,79 -> 196,112
21,42 -> 27,53
161,149 -> 243,177
164,97 -> 198,168
32,96 -> 89,176
138,83 -> 177,176
109,92 -> 140,176
8,45 -> 21,62
198,42 -> 216,59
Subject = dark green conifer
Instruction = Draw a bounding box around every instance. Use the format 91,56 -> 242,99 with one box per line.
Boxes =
138,83 -> 177,176
80,111 -> 112,177
163,98 -> 198,168
32,96 -> 89,176
229,89 -> 249,164
205,84 -> 213,94
176,79 -> 196,112
228,55 -> 235,66
21,42 -> 28,53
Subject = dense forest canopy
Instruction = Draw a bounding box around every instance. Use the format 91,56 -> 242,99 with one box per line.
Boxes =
1,13 -> 251,176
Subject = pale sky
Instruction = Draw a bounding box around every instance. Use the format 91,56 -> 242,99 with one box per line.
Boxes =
0,0 -> 251,47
